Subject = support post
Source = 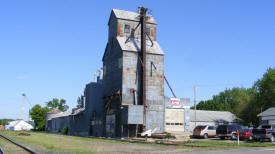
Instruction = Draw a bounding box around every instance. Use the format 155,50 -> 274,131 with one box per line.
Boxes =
22,93 -> 25,121
139,6 -> 148,131
194,86 -> 197,128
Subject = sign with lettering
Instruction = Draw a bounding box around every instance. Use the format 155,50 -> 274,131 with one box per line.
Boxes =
170,98 -> 181,108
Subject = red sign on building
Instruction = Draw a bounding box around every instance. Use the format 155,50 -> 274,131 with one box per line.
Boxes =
170,98 -> 181,108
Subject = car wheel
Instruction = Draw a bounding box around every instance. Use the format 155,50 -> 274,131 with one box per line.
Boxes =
220,137 -> 225,140
203,133 -> 208,139
270,136 -> 275,142
231,134 -> 237,140
249,136 -> 253,141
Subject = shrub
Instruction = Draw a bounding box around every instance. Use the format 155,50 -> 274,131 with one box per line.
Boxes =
62,126 -> 68,135
166,133 -> 172,139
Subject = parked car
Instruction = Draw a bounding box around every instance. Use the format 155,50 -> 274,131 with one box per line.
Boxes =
216,124 -> 242,140
193,125 -> 217,139
252,124 -> 275,142
239,128 -> 253,141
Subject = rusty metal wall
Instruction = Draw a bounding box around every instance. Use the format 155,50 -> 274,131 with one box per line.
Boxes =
121,51 -> 165,133
145,54 -> 165,133
117,19 -> 156,40
102,11 -> 164,137
122,51 -> 141,105
121,105 -> 144,124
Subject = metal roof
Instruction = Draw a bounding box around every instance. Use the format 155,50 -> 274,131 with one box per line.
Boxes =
190,110 -> 239,122
47,109 -> 62,114
71,108 -> 85,116
111,9 -> 157,24
48,109 -> 72,120
258,107 -> 275,117
116,37 -> 164,55
47,107 -> 86,120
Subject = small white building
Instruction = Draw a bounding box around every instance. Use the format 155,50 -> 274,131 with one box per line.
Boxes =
5,120 -> 33,131
258,107 -> 275,125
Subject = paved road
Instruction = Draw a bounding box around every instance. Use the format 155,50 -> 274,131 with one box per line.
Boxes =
186,148 -> 275,154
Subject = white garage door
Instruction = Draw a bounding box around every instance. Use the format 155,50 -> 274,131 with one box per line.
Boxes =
165,108 -> 185,132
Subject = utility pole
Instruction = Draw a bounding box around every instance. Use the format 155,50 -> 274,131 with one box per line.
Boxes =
139,6 -> 148,131
22,93 -> 26,121
194,86 -> 197,127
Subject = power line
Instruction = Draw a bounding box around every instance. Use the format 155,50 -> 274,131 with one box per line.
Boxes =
24,95 -> 33,108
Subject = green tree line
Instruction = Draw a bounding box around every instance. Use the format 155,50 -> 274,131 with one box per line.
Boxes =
0,119 -> 14,126
29,98 -> 69,130
194,68 -> 275,126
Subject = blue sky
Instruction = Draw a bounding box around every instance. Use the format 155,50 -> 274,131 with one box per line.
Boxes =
0,0 -> 274,120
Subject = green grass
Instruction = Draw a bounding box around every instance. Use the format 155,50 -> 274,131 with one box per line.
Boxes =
184,140 -> 275,149
0,131 -> 98,153
0,130 -> 275,153
0,135 -> 25,153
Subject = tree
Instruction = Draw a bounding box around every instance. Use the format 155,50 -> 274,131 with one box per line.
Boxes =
254,68 -> 275,111
46,98 -> 69,111
195,87 -> 255,125
76,96 -> 82,108
194,67 -> 275,127
248,67 -> 275,126
29,104 -> 50,130
0,119 -> 14,126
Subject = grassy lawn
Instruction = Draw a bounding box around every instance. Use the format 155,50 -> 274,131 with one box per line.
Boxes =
0,130 -> 275,153
184,139 -> 275,149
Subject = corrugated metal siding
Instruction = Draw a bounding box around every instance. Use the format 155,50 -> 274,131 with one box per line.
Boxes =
122,51 -> 140,105
145,54 -> 165,133
112,9 -> 157,24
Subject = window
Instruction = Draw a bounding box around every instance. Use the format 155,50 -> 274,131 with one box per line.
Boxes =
262,125 -> 271,129
240,129 -> 249,133
166,123 -> 171,125
194,125 -> 206,131
124,24 -> 130,34
146,28 -> 150,36
208,126 -> 216,130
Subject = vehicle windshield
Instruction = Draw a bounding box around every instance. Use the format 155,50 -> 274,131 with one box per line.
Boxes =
240,129 -> 249,132
262,125 -> 271,129
218,125 -> 227,130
